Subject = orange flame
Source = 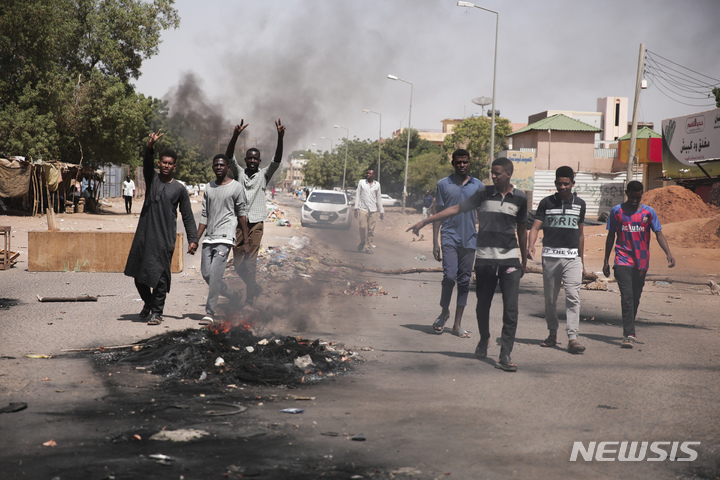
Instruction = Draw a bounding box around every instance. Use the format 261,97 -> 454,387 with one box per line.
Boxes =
207,312 -> 256,335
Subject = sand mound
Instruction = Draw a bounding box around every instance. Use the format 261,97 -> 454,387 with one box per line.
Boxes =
642,185 -> 720,224
660,216 -> 720,249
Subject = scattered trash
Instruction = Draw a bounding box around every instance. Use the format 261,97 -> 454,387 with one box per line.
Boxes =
275,219 -> 291,227
585,279 -> 608,291
245,346 -> 255,353
292,396 -> 315,401
655,281 -> 671,286
390,467 -> 423,475
289,236 -> 310,250
198,371 -> 207,381
24,354 -> 53,359
281,408 -> 304,414
710,280 -> 720,296
321,431 -> 340,436
294,354 -> 313,369
0,402 -> 27,414
339,280 -> 388,297
204,402 -> 248,416
414,254 -> 427,261
350,434 -> 366,441
149,429 -> 210,442
148,453 -> 173,466
215,357 -> 225,367
597,404 -> 618,410
42,439 -> 57,447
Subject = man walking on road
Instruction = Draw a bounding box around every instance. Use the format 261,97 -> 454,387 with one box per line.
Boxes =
603,180 -> 675,348
122,175 -> 135,214
196,154 -> 249,325
354,168 -> 384,254
124,130 -> 199,326
430,149 -> 483,338
527,166 -> 587,354
225,118 -> 285,306
408,157 -> 528,372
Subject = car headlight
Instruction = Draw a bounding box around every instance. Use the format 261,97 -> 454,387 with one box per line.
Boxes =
303,204 -> 312,212
339,208 -> 348,214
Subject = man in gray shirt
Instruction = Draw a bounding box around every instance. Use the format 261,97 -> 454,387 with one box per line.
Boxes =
225,118 -> 285,305
197,154 -> 249,324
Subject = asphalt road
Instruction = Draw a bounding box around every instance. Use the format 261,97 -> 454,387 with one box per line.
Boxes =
1,195 -> 718,479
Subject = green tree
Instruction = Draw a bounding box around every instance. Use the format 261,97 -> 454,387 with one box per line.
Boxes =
0,0 -> 179,165
380,129 -> 444,196
407,151 -> 452,196
713,87 -> 720,108
443,116 -> 512,180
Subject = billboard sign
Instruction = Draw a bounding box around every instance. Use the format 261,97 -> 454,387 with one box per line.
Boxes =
662,107 -> 720,178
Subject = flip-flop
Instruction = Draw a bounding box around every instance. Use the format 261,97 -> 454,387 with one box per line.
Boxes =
451,329 -> 471,338
432,314 -> 449,334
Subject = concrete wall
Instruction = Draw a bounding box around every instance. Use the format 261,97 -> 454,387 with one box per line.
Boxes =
512,131 -> 613,172
28,231 -> 184,273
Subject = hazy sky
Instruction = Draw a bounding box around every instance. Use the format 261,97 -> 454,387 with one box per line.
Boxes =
133,0 -> 720,154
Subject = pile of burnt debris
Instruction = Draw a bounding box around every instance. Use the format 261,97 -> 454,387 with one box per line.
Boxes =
97,320 -> 361,387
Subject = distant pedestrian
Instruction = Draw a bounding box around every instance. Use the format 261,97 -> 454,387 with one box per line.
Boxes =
122,175 -> 135,214
197,154 -> 249,325
225,118 -> 285,305
429,150 -> 483,338
408,157 -> 528,372
124,130 -> 199,326
527,166 -> 587,354
603,180 -> 675,348
354,168 -> 384,254
422,190 -> 434,219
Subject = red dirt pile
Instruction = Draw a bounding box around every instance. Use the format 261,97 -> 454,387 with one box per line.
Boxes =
642,185 -> 719,224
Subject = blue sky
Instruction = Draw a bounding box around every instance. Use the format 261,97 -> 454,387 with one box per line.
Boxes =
133,0 -> 720,154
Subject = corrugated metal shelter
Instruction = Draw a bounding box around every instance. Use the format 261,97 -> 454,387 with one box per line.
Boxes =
532,170 -> 643,220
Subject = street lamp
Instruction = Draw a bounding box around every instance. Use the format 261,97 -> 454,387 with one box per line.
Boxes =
457,1 -> 499,173
319,136 -> 333,152
333,125 -> 349,191
362,109 -> 382,184
387,74 -> 413,212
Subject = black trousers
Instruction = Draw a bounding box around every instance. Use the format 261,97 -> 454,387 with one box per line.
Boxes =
135,270 -> 170,315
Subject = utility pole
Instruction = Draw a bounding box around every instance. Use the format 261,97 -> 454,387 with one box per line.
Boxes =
627,43 -> 646,187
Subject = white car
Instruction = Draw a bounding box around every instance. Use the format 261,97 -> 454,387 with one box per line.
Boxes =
301,190 -> 352,229
381,194 -> 401,207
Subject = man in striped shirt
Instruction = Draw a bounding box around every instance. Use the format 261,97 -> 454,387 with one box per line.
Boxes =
409,157 -> 528,372
527,166 -> 586,354
225,118 -> 285,306
603,180 -> 675,348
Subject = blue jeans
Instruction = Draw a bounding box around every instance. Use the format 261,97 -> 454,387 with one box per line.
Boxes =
201,243 -> 233,316
475,264 -> 523,358
440,245 -> 475,309
613,265 -> 646,338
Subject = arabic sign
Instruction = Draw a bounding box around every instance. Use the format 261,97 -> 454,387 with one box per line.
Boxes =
499,150 -> 535,191
662,107 -> 720,177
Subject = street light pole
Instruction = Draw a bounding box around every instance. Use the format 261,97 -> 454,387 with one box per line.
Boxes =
457,1 -> 499,173
319,136 -> 333,152
362,109 -> 382,184
333,125 -> 349,191
387,74 -> 413,213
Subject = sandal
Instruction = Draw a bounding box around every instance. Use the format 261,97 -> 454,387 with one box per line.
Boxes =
568,339 -> 586,354
147,314 -> 163,326
451,329 -> 471,338
432,313 -> 449,334
540,336 -> 557,347
495,358 -> 518,372
139,306 -> 151,319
